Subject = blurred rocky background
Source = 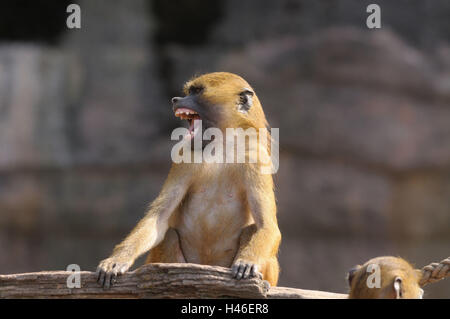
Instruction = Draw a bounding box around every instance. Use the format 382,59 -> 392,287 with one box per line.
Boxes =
0,0 -> 449,298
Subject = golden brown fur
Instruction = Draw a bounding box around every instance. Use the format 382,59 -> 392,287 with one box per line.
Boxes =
348,256 -> 423,299
182,73 -> 268,131
97,72 -> 281,288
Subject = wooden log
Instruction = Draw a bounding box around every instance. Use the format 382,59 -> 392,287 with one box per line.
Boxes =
0,263 -> 348,299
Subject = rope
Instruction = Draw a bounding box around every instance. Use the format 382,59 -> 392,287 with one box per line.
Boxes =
420,256 -> 450,287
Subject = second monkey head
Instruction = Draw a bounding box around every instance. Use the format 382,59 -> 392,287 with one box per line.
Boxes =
347,256 -> 424,299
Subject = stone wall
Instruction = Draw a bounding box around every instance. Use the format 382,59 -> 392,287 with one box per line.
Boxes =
0,0 -> 449,297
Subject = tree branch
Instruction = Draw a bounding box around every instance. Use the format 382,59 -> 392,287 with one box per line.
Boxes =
0,263 -> 347,299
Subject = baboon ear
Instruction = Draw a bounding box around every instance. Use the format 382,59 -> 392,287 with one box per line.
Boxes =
237,89 -> 254,113
394,276 -> 403,299
347,265 -> 361,286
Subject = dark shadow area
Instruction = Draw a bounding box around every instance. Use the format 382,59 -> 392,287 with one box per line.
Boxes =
150,0 -> 224,46
0,0 -> 74,44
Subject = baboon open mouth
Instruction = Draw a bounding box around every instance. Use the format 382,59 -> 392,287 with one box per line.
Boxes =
174,107 -> 202,137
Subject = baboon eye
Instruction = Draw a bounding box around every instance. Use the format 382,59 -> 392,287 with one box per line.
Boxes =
237,89 -> 254,113
189,86 -> 204,95
241,89 -> 254,97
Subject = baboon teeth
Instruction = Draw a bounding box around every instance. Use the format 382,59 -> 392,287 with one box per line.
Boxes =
175,108 -> 199,119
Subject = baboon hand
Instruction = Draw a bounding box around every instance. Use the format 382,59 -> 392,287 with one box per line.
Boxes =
231,259 -> 263,280
96,257 -> 132,289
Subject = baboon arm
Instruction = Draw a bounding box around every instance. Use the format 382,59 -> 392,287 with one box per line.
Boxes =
236,170 -> 281,263
110,166 -> 190,263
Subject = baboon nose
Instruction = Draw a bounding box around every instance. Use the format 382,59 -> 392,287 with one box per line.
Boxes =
171,97 -> 180,104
